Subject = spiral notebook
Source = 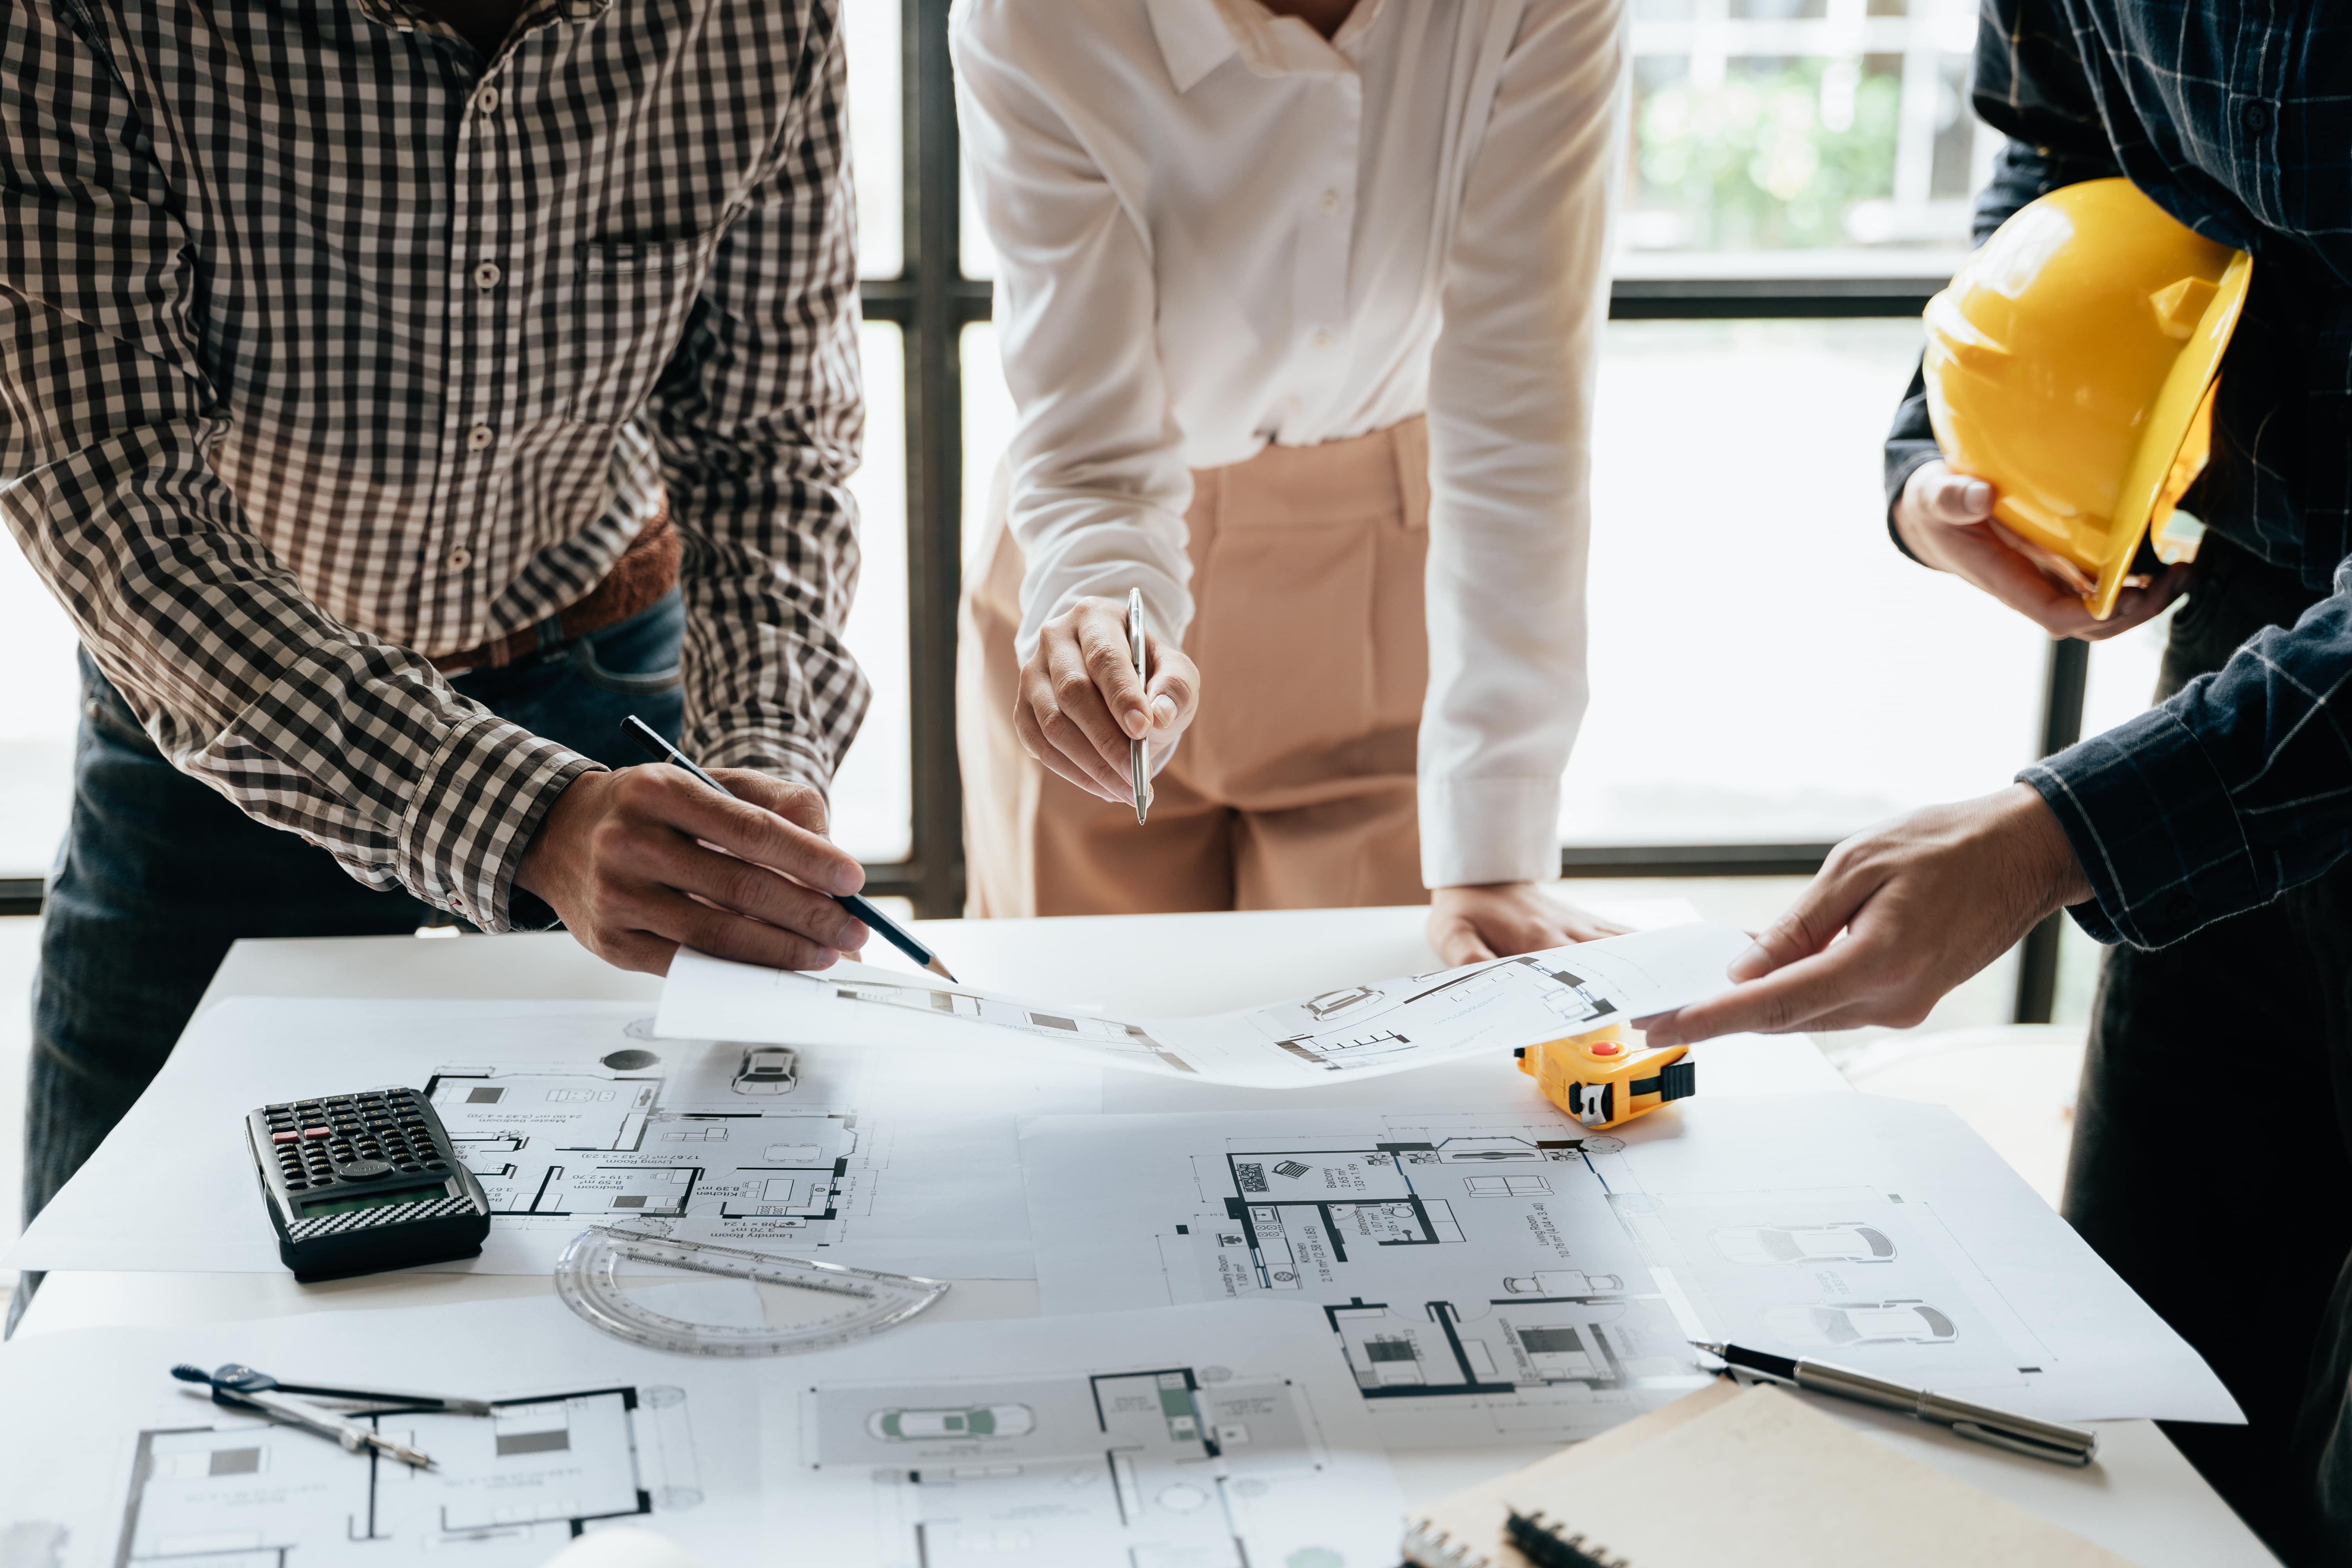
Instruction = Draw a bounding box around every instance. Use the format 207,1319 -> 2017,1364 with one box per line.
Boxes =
1401,1380 -> 2126,1568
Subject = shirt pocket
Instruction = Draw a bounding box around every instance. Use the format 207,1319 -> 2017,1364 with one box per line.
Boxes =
564,234 -> 714,426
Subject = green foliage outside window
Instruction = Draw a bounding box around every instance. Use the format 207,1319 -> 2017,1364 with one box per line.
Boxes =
1637,61 -> 1903,249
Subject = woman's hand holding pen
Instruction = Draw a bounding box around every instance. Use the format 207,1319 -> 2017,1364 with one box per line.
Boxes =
1017,595 -> 1198,805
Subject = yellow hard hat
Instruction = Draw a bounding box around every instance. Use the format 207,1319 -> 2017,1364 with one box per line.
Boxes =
1922,178 -> 2251,619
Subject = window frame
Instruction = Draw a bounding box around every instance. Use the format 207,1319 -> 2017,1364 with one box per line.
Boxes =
4,0 -> 2085,1022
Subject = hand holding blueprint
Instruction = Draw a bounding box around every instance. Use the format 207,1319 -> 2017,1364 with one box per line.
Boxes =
657,921 -> 1754,1087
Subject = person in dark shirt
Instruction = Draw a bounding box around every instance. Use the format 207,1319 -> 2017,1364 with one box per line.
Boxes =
1643,5 -> 2352,1559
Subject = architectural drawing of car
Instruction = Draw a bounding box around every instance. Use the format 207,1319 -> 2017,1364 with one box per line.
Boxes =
730,1045 -> 799,1095
867,1404 -> 1035,1441
1714,1223 -> 1894,1266
1303,985 -> 1380,1021
1764,1299 -> 1955,1348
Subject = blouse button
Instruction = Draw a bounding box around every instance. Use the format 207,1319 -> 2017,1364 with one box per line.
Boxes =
2240,101 -> 2272,133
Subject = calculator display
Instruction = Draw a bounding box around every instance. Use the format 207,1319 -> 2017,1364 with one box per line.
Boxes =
298,1181 -> 449,1216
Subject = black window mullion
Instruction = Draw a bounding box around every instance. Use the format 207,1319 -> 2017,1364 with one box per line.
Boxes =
897,0 -> 965,919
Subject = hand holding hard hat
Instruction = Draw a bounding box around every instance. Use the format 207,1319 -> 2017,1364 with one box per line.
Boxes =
1911,177 -> 2251,630
1894,459 -> 2191,641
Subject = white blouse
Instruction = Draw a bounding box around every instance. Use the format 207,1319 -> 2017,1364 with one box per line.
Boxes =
952,0 -> 1624,887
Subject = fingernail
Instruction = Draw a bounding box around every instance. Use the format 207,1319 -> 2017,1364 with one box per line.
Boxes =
1123,707 -> 1149,739
1727,942 -> 1769,978
1151,696 -> 1177,728
1961,479 -> 1992,510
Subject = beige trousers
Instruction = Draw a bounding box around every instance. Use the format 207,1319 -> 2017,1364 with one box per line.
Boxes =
959,417 -> 1433,917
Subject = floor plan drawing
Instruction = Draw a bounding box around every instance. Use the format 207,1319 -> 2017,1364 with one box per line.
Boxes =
117,1385 -> 701,1563
763,1301 -> 1402,1568
427,1059 -> 867,1250
10,998 -> 1102,1279
1024,1114 -> 1713,1445
1021,1097 -> 2250,1440
659,922 -> 1755,1088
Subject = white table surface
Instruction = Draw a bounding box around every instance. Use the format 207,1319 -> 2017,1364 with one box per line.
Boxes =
16,907 -> 2276,1566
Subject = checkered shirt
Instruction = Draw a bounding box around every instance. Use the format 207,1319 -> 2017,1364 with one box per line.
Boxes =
0,0 -> 867,929
1883,0 -> 2352,949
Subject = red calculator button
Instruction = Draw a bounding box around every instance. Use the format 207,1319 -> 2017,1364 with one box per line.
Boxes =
271,1129 -> 299,1144
302,1126 -> 332,1139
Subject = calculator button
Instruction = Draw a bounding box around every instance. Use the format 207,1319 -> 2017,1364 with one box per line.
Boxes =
334,1158 -> 392,1180
284,1181 -> 308,1191
425,1161 -> 448,1172
271,1130 -> 298,1143
301,1126 -> 331,1138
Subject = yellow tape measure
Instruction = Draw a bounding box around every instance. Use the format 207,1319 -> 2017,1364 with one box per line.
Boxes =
1515,1024 -> 1695,1132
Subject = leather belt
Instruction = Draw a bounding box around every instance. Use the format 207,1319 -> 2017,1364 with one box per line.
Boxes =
434,504 -> 679,674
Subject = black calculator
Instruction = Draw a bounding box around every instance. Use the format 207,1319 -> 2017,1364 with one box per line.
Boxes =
245,1087 -> 493,1281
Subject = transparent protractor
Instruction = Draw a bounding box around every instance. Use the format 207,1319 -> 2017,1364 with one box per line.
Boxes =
554,1225 -> 949,1357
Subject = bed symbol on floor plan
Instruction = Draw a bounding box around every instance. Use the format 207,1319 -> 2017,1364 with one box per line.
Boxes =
1502,1271 -> 1623,1295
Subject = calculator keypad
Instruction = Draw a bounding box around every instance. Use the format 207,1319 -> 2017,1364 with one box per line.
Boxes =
256,1088 -> 452,1196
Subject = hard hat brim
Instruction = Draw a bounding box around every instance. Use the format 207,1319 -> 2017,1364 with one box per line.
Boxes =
2088,248 -> 2252,619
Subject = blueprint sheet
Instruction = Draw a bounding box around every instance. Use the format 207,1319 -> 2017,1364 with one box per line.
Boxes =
1019,1094 -> 2239,1447
0,1292 -> 1401,1568
658,920 -> 1752,1088
8,997 -> 1100,1278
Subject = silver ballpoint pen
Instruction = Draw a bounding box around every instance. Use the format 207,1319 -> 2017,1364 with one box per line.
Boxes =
1693,1340 -> 2098,1465
1127,588 -> 1150,826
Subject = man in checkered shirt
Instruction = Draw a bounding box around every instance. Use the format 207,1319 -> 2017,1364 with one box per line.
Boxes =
1,0 -> 877,1314
1647,4 -> 2352,1558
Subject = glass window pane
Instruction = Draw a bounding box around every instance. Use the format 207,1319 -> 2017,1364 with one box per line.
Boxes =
844,0 -> 902,279
0,540 -> 78,877
833,321 -> 913,862
961,157 -> 996,282
1568,318 -> 2046,844
960,321 -> 1016,562
1623,0 -> 1991,276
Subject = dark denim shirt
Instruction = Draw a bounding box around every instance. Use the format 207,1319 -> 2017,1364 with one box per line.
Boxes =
1884,0 -> 2352,950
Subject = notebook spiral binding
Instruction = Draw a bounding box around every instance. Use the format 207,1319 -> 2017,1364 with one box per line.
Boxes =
1505,1508 -> 1631,1568
1398,1519 -> 1502,1568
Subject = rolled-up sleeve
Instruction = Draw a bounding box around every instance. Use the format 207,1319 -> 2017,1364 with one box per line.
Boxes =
1419,0 -> 1625,888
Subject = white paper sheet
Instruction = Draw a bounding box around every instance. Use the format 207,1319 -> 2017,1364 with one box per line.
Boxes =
8,997 -> 1100,1278
658,920 -> 1753,1088
1017,1095 -> 2240,1447
0,1292 -> 1402,1568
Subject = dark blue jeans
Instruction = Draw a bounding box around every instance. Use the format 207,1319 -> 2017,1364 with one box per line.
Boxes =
19,592 -> 685,1269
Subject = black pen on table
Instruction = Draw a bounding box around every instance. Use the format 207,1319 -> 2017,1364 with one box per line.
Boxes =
1694,1339 -> 2098,1465
619,715 -> 958,983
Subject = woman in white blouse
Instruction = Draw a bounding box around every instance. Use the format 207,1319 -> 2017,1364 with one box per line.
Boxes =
954,0 -> 1624,963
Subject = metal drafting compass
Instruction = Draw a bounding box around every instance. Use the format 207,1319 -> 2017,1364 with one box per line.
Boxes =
554,1226 -> 949,1357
